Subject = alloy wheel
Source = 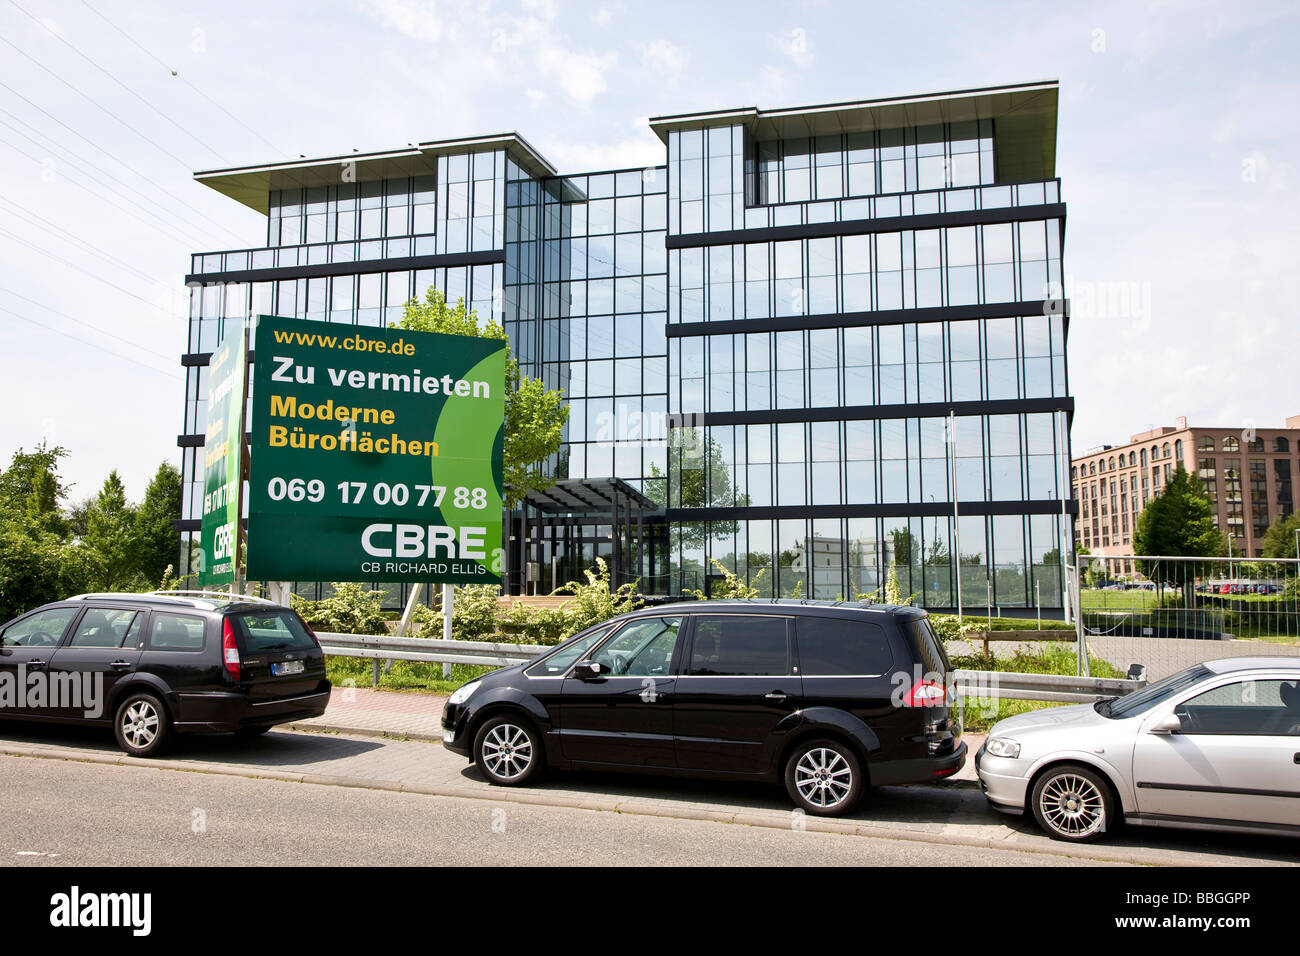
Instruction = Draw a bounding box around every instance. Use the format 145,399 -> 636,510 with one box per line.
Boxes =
794,746 -> 854,809
480,723 -> 533,781
1038,772 -> 1107,838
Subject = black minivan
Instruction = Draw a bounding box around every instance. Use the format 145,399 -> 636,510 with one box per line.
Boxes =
441,600 -> 965,815
0,591 -> 330,756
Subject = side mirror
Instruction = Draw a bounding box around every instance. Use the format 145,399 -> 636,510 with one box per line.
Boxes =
572,660 -> 605,680
1150,713 -> 1182,735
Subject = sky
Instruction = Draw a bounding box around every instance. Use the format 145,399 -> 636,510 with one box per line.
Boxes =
0,0 -> 1296,502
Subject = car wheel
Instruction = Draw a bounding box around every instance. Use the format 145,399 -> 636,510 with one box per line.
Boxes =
784,738 -> 864,816
114,691 -> 171,757
473,715 -> 543,787
1030,764 -> 1114,842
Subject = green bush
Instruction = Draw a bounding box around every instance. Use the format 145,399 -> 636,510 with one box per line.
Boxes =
290,583 -> 388,635
552,557 -> 643,636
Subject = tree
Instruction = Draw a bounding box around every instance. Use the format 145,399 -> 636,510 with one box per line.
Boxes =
0,444 -> 76,617
133,462 -> 182,586
1261,511 -> 1300,561
395,287 -> 568,507
80,471 -> 141,591
1132,464 -> 1227,587
0,443 -> 71,537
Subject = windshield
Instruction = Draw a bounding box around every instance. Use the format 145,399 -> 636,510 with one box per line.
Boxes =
1104,664 -> 1210,719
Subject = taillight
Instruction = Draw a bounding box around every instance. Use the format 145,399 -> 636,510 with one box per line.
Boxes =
222,618 -> 241,681
903,679 -> 946,707
296,613 -> 321,649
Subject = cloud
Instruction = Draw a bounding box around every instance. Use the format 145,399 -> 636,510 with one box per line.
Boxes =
542,120 -> 664,174
357,0 -> 443,42
641,38 -> 687,78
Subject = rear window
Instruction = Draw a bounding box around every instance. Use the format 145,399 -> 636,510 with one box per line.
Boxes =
907,617 -> 950,676
232,612 -> 319,653
796,617 -> 892,675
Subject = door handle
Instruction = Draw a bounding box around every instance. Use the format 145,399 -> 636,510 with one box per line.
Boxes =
765,691 -> 788,700
110,660 -> 132,671
1294,753 -> 1299,765
27,659 -> 47,670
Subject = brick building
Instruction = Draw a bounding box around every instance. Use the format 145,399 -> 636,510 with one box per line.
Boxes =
1072,415 -> 1300,567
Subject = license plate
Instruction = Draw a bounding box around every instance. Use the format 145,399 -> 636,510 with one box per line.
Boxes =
272,660 -> 305,676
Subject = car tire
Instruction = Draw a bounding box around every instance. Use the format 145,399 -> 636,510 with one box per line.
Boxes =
784,738 -> 864,817
114,691 -> 171,757
1030,763 -> 1114,842
473,714 -> 543,787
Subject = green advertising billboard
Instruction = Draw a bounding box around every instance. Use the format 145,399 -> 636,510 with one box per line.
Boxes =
246,315 -> 506,584
197,329 -> 248,588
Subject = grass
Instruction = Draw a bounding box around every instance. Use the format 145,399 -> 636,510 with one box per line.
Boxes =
325,657 -> 495,695
950,644 -> 1124,734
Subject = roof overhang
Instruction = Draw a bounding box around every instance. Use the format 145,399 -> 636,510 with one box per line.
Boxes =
648,80 -> 1060,182
194,133 -> 557,215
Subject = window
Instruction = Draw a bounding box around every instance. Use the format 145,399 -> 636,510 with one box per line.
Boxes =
148,613 -> 206,651
233,612 -> 318,653
69,609 -> 140,648
1176,679 -> 1300,736
527,626 -> 612,676
797,617 -> 892,675
688,615 -> 790,676
1223,436 -> 1239,453
1,607 -> 77,647
590,616 -> 681,677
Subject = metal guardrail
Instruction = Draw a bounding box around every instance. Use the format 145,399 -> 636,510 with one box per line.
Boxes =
317,632 -> 549,684
953,669 -> 1147,704
316,633 -> 1147,701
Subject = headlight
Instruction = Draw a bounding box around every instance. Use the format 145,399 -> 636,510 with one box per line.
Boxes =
985,737 -> 1021,759
447,681 -> 481,706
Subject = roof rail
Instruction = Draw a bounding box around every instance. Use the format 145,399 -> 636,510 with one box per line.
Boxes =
147,590 -> 280,605
65,591 -> 280,608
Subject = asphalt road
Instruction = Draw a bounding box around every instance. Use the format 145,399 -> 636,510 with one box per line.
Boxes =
0,755 -> 1104,867
0,721 -> 1295,867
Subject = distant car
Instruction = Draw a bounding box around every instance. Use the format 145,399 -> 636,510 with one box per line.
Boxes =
441,600 -> 966,816
976,658 -> 1300,842
0,591 -> 330,756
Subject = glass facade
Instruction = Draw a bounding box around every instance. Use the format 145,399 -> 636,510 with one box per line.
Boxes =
178,88 -> 1074,609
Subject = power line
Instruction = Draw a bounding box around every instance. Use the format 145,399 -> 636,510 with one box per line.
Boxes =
8,0 -> 225,160
78,0 -> 288,156
0,71 -> 247,246
0,125 -> 219,251
0,223 -> 173,314
0,303 -> 179,379
0,193 -> 168,286
0,285 -> 179,362
0,32 -> 193,167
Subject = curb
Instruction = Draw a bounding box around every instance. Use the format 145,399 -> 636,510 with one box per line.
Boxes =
285,721 -> 444,743
0,742 -> 1221,868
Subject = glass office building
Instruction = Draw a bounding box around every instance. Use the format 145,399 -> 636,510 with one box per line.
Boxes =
178,82 -> 1074,610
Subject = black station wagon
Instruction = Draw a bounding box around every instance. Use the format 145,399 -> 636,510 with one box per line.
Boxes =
441,600 -> 965,815
0,591 -> 330,756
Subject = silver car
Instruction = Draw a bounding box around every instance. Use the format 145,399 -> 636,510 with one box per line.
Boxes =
975,657 -> 1300,842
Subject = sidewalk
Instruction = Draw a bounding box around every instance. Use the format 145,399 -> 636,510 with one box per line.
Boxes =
287,686 -> 983,782
290,687 -> 447,741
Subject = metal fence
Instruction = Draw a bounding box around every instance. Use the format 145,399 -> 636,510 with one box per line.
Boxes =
1074,554 -> 1300,680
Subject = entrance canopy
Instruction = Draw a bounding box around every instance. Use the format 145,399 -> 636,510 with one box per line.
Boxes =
510,478 -> 661,595
519,477 -> 657,515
